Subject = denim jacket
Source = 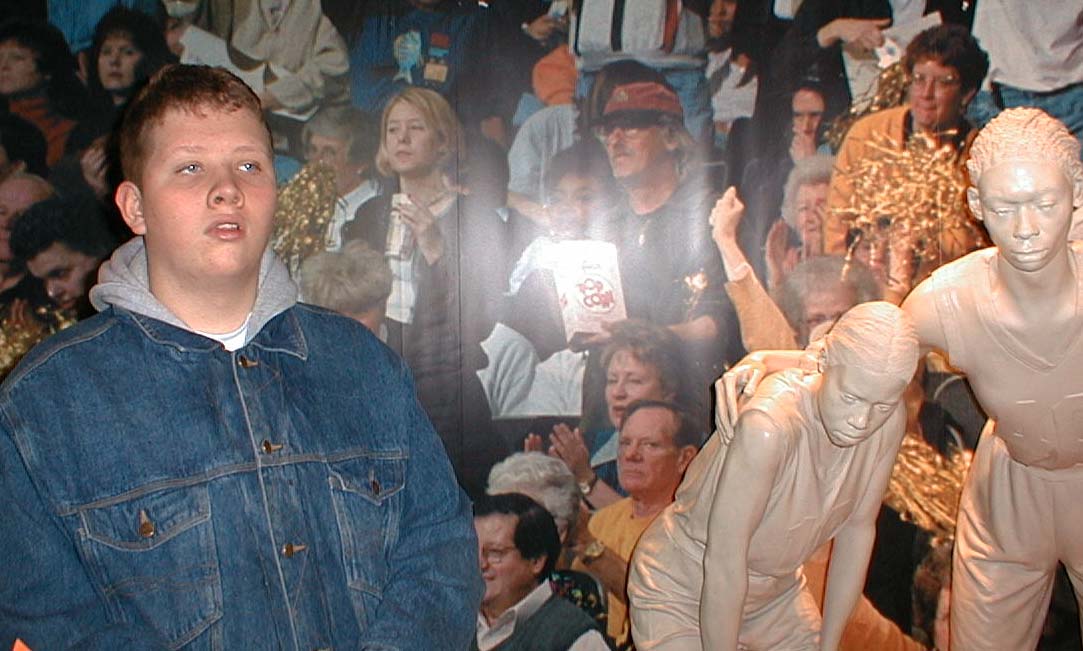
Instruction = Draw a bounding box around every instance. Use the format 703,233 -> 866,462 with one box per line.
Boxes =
0,239 -> 482,650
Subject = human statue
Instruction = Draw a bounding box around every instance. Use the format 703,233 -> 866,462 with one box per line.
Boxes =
627,301 -> 920,651
901,107 -> 1083,649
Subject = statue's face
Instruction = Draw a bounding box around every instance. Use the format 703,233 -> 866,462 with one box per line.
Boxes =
972,159 -> 1075,273
817,363 -> 906,448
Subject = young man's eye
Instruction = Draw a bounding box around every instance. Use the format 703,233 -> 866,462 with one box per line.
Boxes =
240,162 -> 261,172
179,163 -> 201,174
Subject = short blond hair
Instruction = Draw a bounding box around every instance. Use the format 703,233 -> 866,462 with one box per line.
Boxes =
374,87 -> 464,179
967,108 -> 1083,197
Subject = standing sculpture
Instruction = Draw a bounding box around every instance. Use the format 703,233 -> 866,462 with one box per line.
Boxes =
901,107 -> 1083,649
628,301 -> 920,650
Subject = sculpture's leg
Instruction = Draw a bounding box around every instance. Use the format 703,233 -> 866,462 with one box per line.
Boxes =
951,433 -> 1057,650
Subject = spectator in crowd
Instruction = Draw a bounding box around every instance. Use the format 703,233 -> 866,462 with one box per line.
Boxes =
968,1 -> 1083,145
769,152 -> 834,287
10,194 -> 117,315
487,452 -> 581,553
0,113 -> 48,178
86,7 -> 175,112
705,0 -> 757,150
0,19 -> 93,167
592,77 -> 737,391
299,239 -> 392,335
572,399 -> 700,648
710,183 -> 878,351
507,60 -> 664,225
344,86 -> 504,495
824,24 -> 990,299
301,105 -> 380,252
478,142 -> 617,420
50,9 -> 175,205
171,0 -> 349,117
775,255 -> 880,347
338,0 -> 504,140
533,320 -> 689,514
736,82 -> 829,277
46,0 -> 159,58
0,171 -> 53,303
474,493 -> 609,651
487,452 -> 610,633
571,0 -> 713,143
0,64 -> 481,648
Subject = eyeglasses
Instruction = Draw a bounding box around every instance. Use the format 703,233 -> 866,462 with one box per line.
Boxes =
480,546 -> 519,565
592,114 -> 659,139
909,72 -> 961,90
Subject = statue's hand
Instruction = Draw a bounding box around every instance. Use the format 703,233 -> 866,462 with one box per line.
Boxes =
716,361 -> 765,439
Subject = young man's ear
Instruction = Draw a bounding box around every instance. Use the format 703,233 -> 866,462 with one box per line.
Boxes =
115,181 -> 147,235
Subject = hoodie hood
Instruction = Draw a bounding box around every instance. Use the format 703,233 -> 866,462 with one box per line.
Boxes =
90,237 -> 298,344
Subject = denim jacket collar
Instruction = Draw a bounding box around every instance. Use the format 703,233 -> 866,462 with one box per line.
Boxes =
90,237 -> 299,349
119,305 -> 309,360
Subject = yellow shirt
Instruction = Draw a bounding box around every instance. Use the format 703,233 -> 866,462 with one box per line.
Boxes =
586,498 -> 657,647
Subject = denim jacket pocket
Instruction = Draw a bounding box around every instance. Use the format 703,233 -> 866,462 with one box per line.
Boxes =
76,483 -> 224,649
327,455 -> 406,625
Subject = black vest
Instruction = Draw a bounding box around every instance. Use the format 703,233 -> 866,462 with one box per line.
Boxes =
472,593 -> 601,651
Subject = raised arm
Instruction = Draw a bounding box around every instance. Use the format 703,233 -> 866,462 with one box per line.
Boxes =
819,416 -> 907,651
701,410 -> 786,651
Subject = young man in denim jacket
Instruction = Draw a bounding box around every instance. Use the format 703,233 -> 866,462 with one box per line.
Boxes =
0,64 -> 482,650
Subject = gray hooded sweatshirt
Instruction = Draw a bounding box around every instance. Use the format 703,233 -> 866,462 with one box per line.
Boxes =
89,237 -> 298,346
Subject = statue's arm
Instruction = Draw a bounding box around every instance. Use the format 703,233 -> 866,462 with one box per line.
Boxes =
701,410 -> 786,651
819,418 -> 907,651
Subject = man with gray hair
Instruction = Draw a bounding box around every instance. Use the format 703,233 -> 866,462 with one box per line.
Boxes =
301,105 -> 379,251
774,256 -> 880,347
299,240 -> 392,335
487,452 -> 581,546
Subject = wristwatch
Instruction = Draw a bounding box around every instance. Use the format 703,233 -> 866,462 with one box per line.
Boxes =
581,540 -> 606,564
578,472 -> 598,496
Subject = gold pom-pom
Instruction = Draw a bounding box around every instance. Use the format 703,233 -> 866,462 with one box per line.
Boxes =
273,162 -> 338,269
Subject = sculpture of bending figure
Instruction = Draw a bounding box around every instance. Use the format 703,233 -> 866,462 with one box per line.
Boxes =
901,107 -> 1083,650
628,301 -> 919,651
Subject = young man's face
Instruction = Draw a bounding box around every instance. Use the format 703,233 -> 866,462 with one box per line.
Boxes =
26,242 -> 101,311
118,106 -> 276,293
972,159 -> 1077,273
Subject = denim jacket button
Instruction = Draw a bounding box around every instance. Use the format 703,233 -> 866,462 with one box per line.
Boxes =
370,478 -> 381,496
282,542 -> 307,557
237,355 -> 258,368
137,509 -> 155,538
262,440 -> 284,454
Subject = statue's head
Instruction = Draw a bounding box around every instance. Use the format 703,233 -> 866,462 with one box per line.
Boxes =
966,108 -> 1083,272
816,302 -> 919,447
